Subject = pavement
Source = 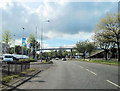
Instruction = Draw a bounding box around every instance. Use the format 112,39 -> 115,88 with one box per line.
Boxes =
1,60 -> 53,90
15,60 -> 119,89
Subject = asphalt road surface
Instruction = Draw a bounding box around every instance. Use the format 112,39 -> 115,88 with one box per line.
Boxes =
18,60 -> 119,89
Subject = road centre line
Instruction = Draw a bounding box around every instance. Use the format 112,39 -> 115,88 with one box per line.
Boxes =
86,69 -> 97,76
106,80 -> 120,88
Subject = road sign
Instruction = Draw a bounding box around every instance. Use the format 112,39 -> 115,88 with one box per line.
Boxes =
22,38 -> 26,47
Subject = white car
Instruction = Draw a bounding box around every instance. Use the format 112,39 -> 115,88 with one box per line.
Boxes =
3,54 -> 13,61
62,58 -> 66,61
55,58 -> 59,60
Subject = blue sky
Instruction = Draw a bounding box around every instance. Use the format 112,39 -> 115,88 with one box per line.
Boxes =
0,0 -> 118,48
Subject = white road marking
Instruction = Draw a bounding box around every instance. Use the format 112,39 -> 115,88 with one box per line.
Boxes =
106,80 -> 120,88
72,63 -> 84,69
86,69 -> 97,76
79,66 -> 84,68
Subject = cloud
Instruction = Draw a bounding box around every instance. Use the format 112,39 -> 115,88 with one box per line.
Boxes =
1,1 -> 118,47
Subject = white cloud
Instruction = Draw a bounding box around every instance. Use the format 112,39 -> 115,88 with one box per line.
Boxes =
1,1 -> 117,48
0,0 -> 14,10
44,30 -> 94,41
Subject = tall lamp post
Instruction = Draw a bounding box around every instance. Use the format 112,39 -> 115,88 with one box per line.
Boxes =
41,20 -> 50,62
35,26 -> 37,62
22,27 -> 24,57
14,34 -> 16,54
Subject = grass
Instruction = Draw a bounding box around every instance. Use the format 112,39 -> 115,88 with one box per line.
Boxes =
73,59 -> 119,66
26,68 -> 36,72
2,75 -> 19,83
2,68 -> 37,83
41,61 -> 53,64
19,58 -> 35,62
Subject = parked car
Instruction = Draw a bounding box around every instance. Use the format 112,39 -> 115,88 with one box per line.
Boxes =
3,54 -> 13,61
0,56 -> 3,60
12,55 -> 20,60
55,58 -> 59,60
12,55 -> 29,59
62,58 -> 66,61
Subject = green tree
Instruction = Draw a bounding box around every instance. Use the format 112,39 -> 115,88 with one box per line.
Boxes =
75,40 -> 96,59
94,12 -> 120,61
49,50 -> 56,58
58,50 -> 63,58
62,51 -> 69,58
28,34 -> 40,58
93,31 -> 114,60
9,47 -> 14,54
2,30 -> 12,45
15,45 -> 22,54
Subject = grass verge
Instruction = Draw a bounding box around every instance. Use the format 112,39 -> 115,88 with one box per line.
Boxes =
2,68 -> 37,83
41,61 -> 53,64
2,75 -> 19,83
73,59 -> 119,66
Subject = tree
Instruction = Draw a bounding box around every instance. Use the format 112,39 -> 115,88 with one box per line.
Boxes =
28,34 -> 40,58
94,12 -> 120,61
15,45 -> 22,54
62,51 -> 69,58
57,50 -> 63,58
2,30 -> 12,45
75,40 -> 96,59
93,31 -> 114,60
9,47 -> 14,54
49,50 -> 56,58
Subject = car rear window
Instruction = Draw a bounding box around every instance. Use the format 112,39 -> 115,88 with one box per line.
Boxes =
5,56 -> 12,58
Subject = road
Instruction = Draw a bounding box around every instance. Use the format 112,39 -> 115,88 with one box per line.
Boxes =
18,60 -> 119,89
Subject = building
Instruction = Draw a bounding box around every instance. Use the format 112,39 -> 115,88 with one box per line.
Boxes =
0,42 -> 9,55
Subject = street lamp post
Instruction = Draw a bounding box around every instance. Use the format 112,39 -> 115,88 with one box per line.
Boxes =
41,20 -> 50,62
22,27 -> 24,57
35,26 -> 37,62
14,34 -> 16,54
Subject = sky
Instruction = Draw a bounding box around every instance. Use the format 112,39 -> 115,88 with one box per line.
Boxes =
0,0 -> 118,49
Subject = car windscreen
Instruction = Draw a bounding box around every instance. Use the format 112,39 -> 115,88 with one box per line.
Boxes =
5,56 -> 12,58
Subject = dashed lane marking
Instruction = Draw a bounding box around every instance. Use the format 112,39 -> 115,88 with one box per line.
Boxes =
106,80 -> 120,88
86,69 -> 97,76
79,66 -> 84,68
